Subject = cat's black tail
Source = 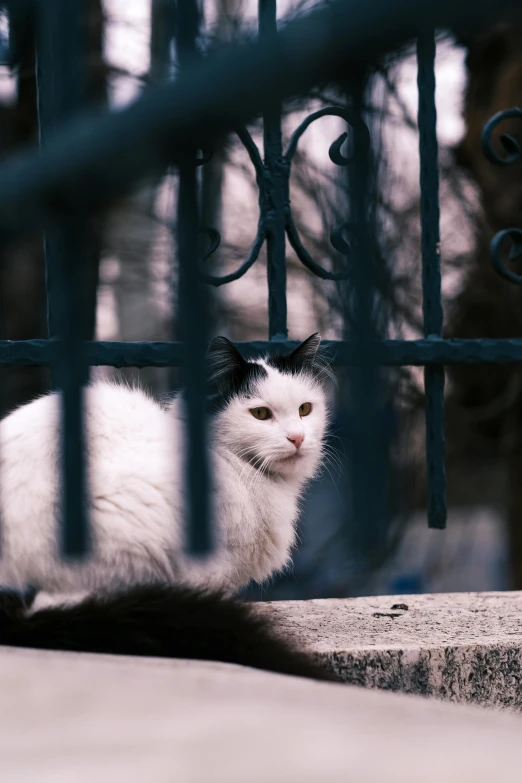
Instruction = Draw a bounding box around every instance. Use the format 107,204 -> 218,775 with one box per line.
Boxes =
0,586 -> 336,681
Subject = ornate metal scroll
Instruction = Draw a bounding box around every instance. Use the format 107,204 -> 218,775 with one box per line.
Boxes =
482,108 -> 522,283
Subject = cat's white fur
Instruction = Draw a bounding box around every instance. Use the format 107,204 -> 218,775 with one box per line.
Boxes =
0,358 -> 328,599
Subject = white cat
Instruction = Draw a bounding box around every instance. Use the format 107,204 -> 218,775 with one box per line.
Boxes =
0,334 -> 329,602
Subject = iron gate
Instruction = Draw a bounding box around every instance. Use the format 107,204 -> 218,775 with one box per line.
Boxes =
0,0 -> 520,568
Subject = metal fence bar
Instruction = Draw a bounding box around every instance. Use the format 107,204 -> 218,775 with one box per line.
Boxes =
417,30 -> 446,530
35,0 -> 90,556
176,0 -> 213,555
36,0 -> 80,338
344,79 -> 391,556
5,338 -> 522,367
259,0 -> 287,340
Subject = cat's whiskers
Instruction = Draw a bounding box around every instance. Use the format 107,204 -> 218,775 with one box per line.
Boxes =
246,457 -> 265,496
316,440 -> 349,504
233,445 -> 269,484
312,357 -> 336,385
246,453 -> 274,497
256,455 -> 278,494
326,430 -> 346,446
238,453 -> 259,487
320,452 -> 345,504
232,443 -> 277,491
321,443 -> 344,475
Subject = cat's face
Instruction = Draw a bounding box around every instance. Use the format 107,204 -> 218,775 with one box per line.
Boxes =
208,334 -> 329,482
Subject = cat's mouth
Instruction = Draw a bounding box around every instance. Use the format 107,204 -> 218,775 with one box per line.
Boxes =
277,451 -> 302,463
242,450 -> 304,470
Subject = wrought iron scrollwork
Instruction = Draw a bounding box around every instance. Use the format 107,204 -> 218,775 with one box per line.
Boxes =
200,227 -> 221,262
490,228 -> 522,285
482,107 -> 522,284
328,132 -> 351,166
329,223 -> 352,256
200,106 -> 371,286
481,108 -> 522,166
201,126 -> 267,286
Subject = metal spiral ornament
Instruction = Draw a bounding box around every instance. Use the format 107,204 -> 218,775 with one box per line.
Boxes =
481,108 -> 522,166
200,106 -> 371,285
490,228 -> 522,285
482,107 -> 522,284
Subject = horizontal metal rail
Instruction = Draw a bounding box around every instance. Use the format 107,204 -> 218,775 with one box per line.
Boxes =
2,339 -> 522,367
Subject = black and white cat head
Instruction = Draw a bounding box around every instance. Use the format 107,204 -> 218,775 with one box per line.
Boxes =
207,335 -> 329,481
207,333 -> 324,396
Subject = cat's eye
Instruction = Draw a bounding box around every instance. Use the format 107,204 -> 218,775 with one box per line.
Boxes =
251,406 -> 271,421
299,402 -> 312,417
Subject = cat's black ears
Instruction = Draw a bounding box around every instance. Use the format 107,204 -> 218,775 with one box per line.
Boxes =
208,334 -> 321,367
287,333 -> 321,365
207,336 -> 247,383
266,332 -> 324,377
207,333 -> 323,382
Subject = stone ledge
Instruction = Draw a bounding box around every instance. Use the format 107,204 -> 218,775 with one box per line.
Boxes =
260,591 -> 522,710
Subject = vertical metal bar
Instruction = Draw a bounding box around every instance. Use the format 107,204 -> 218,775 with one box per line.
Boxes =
176,0 -> 213,555
417,30 -> 446,530
345,78 -> 390,559
36,0 -> 90,556
259,0 -> 287,341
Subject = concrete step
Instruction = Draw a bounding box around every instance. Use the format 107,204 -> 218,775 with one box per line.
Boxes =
1,637 -> 522,782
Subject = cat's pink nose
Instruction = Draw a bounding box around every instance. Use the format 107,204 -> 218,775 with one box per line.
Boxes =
287,433 -> 304,450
